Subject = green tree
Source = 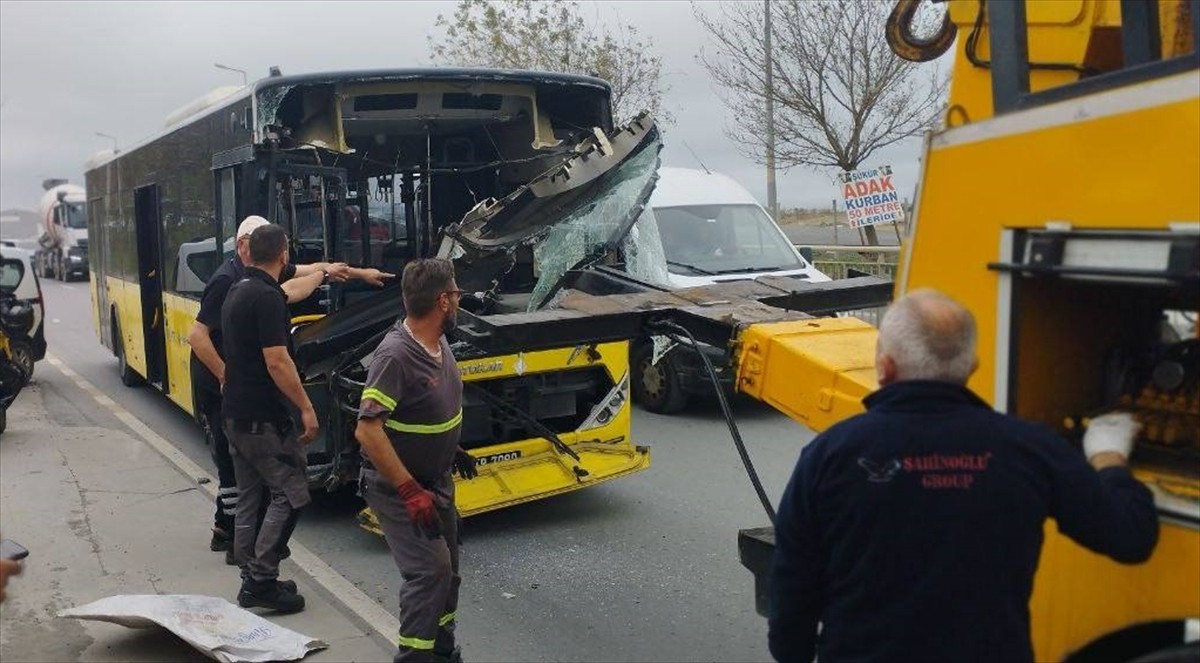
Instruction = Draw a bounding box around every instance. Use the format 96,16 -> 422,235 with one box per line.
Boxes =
429,0 -> 669,124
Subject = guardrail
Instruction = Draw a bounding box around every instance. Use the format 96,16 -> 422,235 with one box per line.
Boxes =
794,244 -> 900,325
797,244 -> 901,281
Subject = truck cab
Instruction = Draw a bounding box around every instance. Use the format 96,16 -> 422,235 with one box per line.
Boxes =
35,181 -> 89,282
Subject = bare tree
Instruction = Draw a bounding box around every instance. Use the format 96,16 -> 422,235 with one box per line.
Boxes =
696,0 -> 945,244
428,0 -> 669,125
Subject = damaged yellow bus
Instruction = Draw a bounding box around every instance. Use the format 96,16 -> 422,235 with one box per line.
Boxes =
84,68 -> 654,517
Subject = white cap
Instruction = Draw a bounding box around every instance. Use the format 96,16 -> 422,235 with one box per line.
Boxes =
236,215 -> 270,239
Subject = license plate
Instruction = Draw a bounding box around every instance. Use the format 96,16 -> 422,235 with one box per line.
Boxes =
477,451 -> 522,466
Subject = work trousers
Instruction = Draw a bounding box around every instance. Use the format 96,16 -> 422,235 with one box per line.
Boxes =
361,469 -> 460,663
197,388 -> 238,535
225,420 -> 311,583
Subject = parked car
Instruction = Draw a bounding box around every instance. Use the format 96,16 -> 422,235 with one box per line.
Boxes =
631,167 -> 831,413
0,245 -> 47,383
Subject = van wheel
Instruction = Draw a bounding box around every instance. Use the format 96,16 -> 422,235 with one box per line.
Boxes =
9,340 -> 34,385
632,343 -> 688,414
113,318 -> 143,387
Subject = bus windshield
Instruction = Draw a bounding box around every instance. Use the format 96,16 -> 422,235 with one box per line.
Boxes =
654,204 -> 801,275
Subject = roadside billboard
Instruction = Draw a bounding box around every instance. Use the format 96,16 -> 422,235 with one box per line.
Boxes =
840,166 -> 904,229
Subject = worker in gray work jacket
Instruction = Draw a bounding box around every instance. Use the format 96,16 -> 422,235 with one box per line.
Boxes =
355,258 -> 478,663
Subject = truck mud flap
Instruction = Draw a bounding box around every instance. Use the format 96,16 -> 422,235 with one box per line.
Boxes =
357,441 -> 650,535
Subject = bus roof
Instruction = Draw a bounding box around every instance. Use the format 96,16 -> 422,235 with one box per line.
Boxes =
252,67 -> 612,95
84,67 -> 613,173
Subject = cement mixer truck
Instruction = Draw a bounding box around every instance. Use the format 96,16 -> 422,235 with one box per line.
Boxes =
35,178 -> 88,281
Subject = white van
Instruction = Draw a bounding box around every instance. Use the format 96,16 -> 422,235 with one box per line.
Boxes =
630,167 -> 831,413
651,167 -> 829,287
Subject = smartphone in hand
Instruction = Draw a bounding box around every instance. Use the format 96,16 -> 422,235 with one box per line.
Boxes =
0,539 -> 29,560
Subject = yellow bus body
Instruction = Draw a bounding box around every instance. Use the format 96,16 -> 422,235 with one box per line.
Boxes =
92,274 -> 649,515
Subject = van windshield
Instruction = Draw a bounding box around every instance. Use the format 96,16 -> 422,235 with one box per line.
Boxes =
654,204 -> 802,275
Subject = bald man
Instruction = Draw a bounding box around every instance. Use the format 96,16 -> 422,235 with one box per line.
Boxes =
767,289 -> 1159,663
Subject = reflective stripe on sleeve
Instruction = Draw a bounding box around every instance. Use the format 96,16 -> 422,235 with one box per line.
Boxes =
361,387 -> 397,410
438,611 -> 456,626
398,634 -> 435,650
385,409 -> 463,435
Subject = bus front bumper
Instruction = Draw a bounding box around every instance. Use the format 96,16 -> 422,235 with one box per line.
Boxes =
356,439 -> 651,535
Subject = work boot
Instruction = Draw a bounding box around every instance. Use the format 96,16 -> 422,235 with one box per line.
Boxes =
237,578 -> 305,613
210,527 -> 231,552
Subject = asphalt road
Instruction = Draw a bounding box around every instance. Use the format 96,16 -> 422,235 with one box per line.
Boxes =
33,277 -> 813,662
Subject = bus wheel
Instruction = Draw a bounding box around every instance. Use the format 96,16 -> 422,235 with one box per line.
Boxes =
113,318 -> 143,387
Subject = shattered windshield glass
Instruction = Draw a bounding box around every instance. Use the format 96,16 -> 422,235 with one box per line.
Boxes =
623,208 -> 671,287
528,138 -> 663,311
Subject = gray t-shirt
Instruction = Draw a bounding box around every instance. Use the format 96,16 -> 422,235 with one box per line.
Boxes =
358,320 -> 463,483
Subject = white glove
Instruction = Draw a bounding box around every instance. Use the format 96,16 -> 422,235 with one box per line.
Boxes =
1082,412 -> 1140,460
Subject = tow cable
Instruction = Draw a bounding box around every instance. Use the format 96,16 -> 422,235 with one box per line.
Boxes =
649,319 -> 777,525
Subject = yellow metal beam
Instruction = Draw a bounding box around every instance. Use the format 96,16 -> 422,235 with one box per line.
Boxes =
735,317 -> 879,433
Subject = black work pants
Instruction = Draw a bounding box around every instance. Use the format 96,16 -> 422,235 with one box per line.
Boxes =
226,419 -> 311,583
197,387 -> 237,534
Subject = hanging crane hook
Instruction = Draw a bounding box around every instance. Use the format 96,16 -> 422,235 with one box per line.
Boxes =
886,0 -> 957,63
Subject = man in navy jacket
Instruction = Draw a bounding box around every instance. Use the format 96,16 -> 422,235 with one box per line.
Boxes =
768,289 -> 1158,663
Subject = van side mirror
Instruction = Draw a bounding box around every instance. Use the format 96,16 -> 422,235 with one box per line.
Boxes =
798,246 -> 814,263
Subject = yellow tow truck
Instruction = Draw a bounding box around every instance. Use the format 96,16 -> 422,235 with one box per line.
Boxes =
444,1 -> 1198,659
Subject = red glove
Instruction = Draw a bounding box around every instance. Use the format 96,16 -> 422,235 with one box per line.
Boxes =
397,479 -> 441,540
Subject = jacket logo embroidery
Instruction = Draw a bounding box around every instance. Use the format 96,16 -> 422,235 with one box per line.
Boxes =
857,458 -> 902,483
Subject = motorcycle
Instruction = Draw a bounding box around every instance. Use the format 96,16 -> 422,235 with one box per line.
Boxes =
0,328 -> 26,435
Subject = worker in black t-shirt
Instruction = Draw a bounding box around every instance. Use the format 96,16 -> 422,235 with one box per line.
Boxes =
220,223 -> 319,613
187,215 -> 394,561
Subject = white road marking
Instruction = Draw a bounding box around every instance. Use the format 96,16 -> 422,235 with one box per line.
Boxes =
44,353 -> 402,644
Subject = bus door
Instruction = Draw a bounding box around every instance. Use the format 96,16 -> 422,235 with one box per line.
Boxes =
271,164 -> 347,267
133,184 -> 168,389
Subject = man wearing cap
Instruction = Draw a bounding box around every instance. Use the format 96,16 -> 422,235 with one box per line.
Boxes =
188,215 -> 394,559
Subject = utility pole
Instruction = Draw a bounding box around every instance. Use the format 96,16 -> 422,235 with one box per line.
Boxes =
764,0 -> 778,222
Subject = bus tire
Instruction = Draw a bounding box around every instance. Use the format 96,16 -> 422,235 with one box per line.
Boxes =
113,317 -> 143,388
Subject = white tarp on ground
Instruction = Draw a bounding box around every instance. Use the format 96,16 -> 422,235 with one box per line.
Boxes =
58,594 -> 328,663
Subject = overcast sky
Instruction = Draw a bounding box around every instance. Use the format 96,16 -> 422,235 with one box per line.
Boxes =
0,0 -> 934,214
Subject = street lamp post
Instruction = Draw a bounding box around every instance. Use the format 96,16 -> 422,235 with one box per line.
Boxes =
764,0 -> 778,222
95,132 -> 119,154
214,63 -> 248,86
